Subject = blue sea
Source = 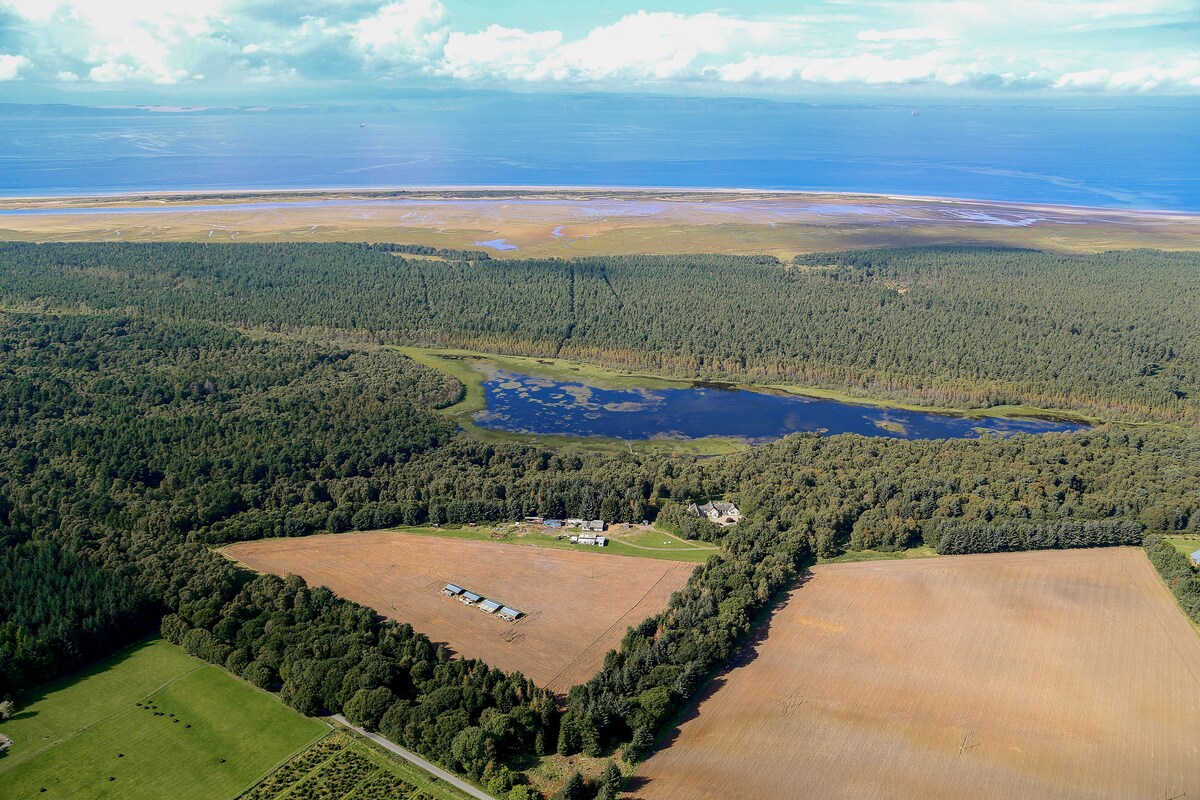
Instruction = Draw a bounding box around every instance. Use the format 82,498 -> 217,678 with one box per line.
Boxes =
1,95 -> 1197,209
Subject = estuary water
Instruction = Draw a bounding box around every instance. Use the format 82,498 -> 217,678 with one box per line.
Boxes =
472,370 -> 1086,442
2,97 -> 1197,209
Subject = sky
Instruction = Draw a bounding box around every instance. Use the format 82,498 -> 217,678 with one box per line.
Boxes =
0,0 -> 1197,103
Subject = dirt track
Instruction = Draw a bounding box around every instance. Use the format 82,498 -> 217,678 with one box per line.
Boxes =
223,531 -> 695,692
631,548 -> 1200,799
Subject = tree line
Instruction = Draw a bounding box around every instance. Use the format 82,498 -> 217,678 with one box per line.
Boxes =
2,242 -> 1197,420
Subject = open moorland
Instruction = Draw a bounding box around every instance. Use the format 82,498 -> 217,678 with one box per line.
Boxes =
223,532 -> 696,691
630,548 -> 1200,800
3,189 -> 1199,255
0,639 -> 327,800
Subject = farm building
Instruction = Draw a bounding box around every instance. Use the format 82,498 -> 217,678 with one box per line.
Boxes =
545,519 -> 563,528
582,520 -> 606,532
442,583 -> 464,596
574,535 -> 607,546
566,518 -> 585,527
523,516 -> 544,525
478,599 -> 502,614
1192,550 -> 1200,567
498,606 -> 523,622
688,501 -> 742,525
461,591 -> 482,605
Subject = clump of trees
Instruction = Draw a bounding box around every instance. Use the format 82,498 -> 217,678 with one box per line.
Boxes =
1144,535 -> 1200,623
0,540 -> 157,693
933,519 -> 1144,554
558,522 -> 808,760
162,572 -> 557,779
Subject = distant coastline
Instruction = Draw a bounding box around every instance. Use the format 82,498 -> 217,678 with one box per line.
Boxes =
4,186 -> 1200,218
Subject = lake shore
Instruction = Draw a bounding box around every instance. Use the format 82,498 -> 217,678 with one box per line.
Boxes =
400,347 -> 1096,454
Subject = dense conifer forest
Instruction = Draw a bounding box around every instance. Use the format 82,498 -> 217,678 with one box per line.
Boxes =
2,241 -> 1198,791
2,242 -> 1197,420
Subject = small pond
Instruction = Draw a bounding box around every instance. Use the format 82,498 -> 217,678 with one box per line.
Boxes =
472,370 -> 1087,442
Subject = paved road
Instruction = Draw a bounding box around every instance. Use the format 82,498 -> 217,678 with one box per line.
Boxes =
329,714 -> 496,800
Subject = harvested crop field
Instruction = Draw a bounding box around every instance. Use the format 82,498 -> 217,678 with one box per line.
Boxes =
631,547 -> 1200,800
223,531 -> 695,691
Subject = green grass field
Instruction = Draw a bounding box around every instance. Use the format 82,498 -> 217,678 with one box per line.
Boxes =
383,523 -> 719,564
238,731 -> 474,800
0,639 -> 327,800
817,545 -> 939,564
1165,534 -> 1200,560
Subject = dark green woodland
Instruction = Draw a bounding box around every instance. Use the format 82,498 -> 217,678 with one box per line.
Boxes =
2,242 -> 1198,788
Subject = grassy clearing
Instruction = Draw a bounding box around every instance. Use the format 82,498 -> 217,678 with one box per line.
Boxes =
382,523 -> 719,564
0,639 -> 327,800
1164,534 -> 1200,560
817,545 -> 939,564
237,730 -> 474,800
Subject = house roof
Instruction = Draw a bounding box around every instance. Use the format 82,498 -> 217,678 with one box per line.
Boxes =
690,501 -> 739,515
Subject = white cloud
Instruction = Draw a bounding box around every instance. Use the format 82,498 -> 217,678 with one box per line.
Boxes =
350,0 -> 448,64
0,54 -> 32,80
541,11 -> 772,82
858,28 -> 949,42
717,52 -> 952,86
0,0 -> 1195,95
1055,58 -> 1200,92
442,25 -> 561,81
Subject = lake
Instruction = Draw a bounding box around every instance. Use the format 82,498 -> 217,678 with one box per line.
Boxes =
472,370 -> 1086,442
3,97 -> 1197,210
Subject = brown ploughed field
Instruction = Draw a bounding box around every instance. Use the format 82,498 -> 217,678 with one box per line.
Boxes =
222,531 -> 694,692
631,547 -> 1200,800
